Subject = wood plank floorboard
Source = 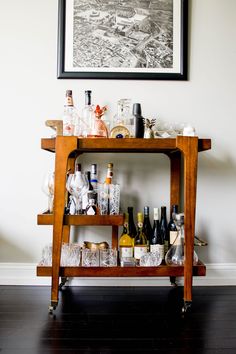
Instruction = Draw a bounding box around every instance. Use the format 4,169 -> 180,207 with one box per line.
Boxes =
0,286 -> 236,353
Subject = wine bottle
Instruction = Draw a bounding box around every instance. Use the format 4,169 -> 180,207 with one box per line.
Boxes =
127,207 -> 137,246
63,90 -> 76,136
160,206 -> 169,254
150,208 -> 164,261
143,206 -> 152,251
132,103 -> 144,138
119,213 -> 133,259
168,204 -> 179,245
134,212 -> 148,262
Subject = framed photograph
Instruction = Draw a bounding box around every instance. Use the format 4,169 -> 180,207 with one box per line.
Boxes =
57,0 -> 188,80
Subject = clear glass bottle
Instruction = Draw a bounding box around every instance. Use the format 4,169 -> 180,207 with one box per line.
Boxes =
82,90 -> 94,136
150,207 -> 164,261
63,90 -> 77,136
165,213 -> 199,266
134,212 -> 148,263
111,99 -> 134,137
91,164 -> 98,191
119,212 -> 133,259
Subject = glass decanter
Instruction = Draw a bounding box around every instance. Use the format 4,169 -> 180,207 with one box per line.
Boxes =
165,213 -> 198,266
111,99 -> 134,137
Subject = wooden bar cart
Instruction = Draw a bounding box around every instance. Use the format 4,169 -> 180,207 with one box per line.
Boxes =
37,136 -> 211,313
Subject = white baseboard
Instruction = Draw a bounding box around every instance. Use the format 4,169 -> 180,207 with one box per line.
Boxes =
0,263 -> 236,286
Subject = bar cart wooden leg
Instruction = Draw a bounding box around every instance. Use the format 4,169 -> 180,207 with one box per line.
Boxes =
167,151 -> 181,288
177,136 -> 198,307
50,137 -> 78,310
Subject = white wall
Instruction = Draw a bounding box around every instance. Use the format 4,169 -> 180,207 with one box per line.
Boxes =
0,0 -> 236,283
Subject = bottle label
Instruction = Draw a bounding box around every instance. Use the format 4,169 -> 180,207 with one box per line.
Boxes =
120,247 -> 133,258
170,231 -> 178,245
86,206 -> 96,215
134,246 -> 147,260
151,244 -> 164,260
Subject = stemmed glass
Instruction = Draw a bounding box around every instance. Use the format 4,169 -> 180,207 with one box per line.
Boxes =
42,172 -> 54,213
66,172 -> 86,214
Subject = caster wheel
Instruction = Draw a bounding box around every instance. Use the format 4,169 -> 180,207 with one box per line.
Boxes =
48,301 -> 58,314
59,277 -> 68,290
182,301 -> 192,314
48,305 -> 54,314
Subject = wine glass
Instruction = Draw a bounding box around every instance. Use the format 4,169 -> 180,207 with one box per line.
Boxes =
42,172 -> 54,213
69,172 -> 86,214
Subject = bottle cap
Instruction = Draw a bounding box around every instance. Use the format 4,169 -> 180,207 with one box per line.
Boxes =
66,90 -> 72,96
132,103 -> 142,116
127,207 -> 133,213
144,206 -> 149,215
91,164 -> 97,174
108,163 -> 113,168
85,90 -> 92,95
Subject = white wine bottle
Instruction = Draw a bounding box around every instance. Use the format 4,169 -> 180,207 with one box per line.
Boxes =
119,213 -> 133,259
134,212 -> 148,263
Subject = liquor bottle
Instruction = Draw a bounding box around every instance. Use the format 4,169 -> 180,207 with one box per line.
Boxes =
127,207 -> 137,246
119,213 -> 133,259
105,163 -> 113,184
143,206 -> 152,251
150,208 -> 164,261
85,192 -> 98,215
134,212 -> 148,262
168,204 -> 179,245
160,206 -> 169,254
91,164 -> 98,191
82,90 -> 94,136
63,90 -> 77,136
132,103 -> 144,138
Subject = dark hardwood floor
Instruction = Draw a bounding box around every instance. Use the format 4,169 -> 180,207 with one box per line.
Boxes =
0,285 -> 236,353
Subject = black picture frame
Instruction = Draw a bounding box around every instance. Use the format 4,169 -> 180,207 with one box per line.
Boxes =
57,0 -> 188,80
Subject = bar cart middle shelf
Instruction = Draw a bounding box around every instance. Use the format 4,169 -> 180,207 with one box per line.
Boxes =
37,136 -> 211,314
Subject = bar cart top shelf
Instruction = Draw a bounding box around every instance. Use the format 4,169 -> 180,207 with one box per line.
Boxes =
41,136 -> 211,154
